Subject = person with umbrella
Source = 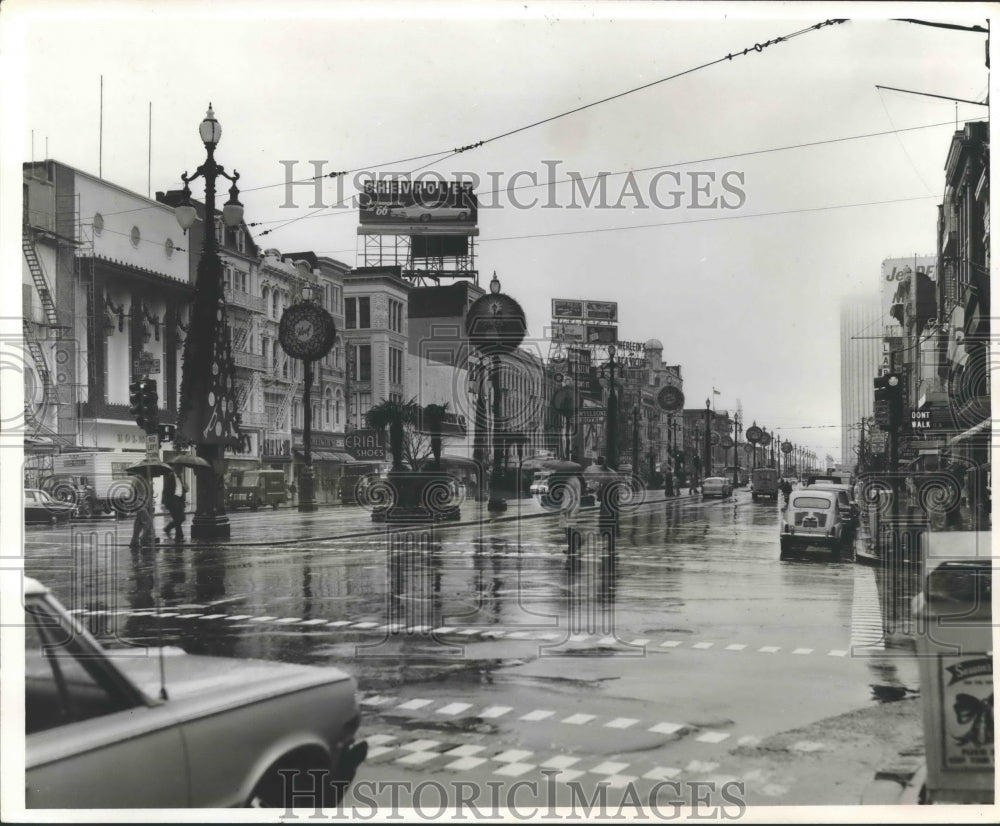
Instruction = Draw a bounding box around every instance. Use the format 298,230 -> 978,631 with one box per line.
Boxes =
163,470 -> 189,542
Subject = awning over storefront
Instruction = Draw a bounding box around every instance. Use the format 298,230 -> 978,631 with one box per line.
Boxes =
294,449 -> 355,463
948,419 -> 991,446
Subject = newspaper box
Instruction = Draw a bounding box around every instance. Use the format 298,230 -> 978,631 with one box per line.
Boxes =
911,531 -> 993,804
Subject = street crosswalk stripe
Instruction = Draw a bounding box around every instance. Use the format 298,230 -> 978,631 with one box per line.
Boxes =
494,749 -> 533,763
457,628 -> 482,636
431,627 -> 455,634
366,734 -> 397,746
197,614 -> 227,620
494,762 -> 535,778
827,649 -> 849,657
758,645 -> 780,653
326,620 -> 353,627
396,751 -> 440,766
685,759 -> 719,773
589,761 -> 629,776
569,634 -> 593,643
542,755 -> 581,769
504,631 -> 533,639
521,710 -> 555,721
660,640 -> 682,648
396,699 -> 434,711
436,702 -> 472,716
298,619 -> 328,626
407,625 -> 432,633
247,616 -> 276,623
552,769 -> 585,782
177,614 -> 205,620
366,746 -> 397,759
628,638 -> 651,647
605,718 -> 639,729
445,756 -> 487,771
479,706 -> 512,718
154,612 -> 179,618
351,622 -> 380,629
445,745 -> 486,757
597,636 -> 618,645
692,642 -> 714,649
399,738 -> 441,751
649,722 -> 685,735
562,713 -> 597,725
792,648 -> 814,655
695,731 -> 730,744
725,644 -> 746,651
273,617 -> 301,624
604,774 -> 638,789
361,695 -> 396,706
225,615 -> 252,621
643,766 -> 681,781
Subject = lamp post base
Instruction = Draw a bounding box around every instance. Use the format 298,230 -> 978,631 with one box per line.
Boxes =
190,513 -> 231,540
298,465 -> 318,513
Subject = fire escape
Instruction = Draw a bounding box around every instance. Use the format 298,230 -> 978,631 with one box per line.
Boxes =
22,226 -> 74,445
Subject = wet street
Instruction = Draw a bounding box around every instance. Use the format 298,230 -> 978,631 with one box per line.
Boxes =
25,489 -> 901,807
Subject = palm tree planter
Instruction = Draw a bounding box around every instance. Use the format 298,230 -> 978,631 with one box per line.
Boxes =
365,400 -> 460,523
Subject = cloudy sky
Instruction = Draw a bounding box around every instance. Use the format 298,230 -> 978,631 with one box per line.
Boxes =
3,1 -> 991,462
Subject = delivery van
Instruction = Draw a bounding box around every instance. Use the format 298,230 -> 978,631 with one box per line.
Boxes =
227,470 -> 288,510
751,467 -> 779,503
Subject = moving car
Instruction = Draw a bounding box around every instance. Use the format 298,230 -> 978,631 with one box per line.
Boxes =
24,488 -> 76,524
780,490 -> 848,560
25,577 -> 367,808
702,476 -> 733,499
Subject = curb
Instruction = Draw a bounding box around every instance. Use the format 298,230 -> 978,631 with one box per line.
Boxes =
121,492 -> 706,549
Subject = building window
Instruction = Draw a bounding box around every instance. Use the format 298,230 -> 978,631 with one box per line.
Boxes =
93,213 -> 104,235
235,228 -> 245,253
215,218 -> 224,245
389,392 -> 403,403
345,296 -> 370,330
165,237 -> 174,258
388,299 -> 404,333
389,346 -> 403,384
356,392 -> 372,422
130,226 -> 141,247
357,344 -> 372,382
223,264 -> 232,290
273,290 -> 280,318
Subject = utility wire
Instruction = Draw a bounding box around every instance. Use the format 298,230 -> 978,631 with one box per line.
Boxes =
254,19 -> 848,235
247,117 -> 980,230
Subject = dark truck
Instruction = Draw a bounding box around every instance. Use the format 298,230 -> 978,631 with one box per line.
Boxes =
751,467 -> 779,503
226,470 -> 288,511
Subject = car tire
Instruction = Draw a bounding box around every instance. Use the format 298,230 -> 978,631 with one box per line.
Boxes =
752,493 -> 758,502
779,537 -> 793,560
420,212 -> 431,222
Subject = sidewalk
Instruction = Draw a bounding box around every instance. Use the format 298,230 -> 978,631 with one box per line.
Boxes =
129,490 -> 705,548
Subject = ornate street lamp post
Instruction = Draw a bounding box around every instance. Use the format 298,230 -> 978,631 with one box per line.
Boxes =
703,398 -> 712,479
172,105 -> 246,539
603,345 -> 619,470
279,263 -> 336,513
465,272 -> 526,515
732,413 -> 741,487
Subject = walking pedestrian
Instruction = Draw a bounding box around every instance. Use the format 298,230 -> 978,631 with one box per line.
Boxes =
560,473 -> 582,555
288,479 -> 297,505
163,471 -> 189,542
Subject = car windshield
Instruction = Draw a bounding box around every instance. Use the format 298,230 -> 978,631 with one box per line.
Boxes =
791,496 -> 832,509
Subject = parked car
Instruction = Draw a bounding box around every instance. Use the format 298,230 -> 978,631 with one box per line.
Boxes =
24,488 -> 75,524
807,483 -> 860,531
226,470 -> 288,511
24,577 -> 367,808
780,490 -> 848,560
702,476 -> 733,499
388,203 -> 470,222
529,471 -> 552,495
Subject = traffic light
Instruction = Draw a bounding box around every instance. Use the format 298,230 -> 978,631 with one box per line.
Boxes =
873,373 -> 903,430
129,381 -> 143,427
139,379 -> 158,433
157,422 -> 176,443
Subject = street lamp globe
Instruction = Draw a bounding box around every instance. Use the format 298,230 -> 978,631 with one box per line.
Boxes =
489,272 -> 501,294
222,182 -> 244,227
199,104 -> 222,147
174,186 -> 198,234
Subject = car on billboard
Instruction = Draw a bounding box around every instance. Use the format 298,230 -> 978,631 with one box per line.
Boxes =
386,204 -> 471,222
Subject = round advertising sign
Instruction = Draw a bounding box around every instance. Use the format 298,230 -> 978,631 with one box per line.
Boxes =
781,441 -> 793,454
759,431 -> 772,447
745,425 -> 763,444
710,431 -> 720,446
278,301 -> 337,361
721,435 -> 734,449
744,443 -> 755,454
656,385 -> 685,413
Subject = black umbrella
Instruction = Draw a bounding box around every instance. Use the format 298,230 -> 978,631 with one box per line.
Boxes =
169,454 -> 212,471
126,460 -> 175,478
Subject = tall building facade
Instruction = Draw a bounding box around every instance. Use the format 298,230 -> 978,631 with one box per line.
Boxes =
839,294 -> 882,468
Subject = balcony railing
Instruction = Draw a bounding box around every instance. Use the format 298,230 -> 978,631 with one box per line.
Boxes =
233,351 -> 265,370
224,286 -> 266,313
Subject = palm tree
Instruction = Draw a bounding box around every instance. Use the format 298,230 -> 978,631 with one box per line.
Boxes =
422,403 -> 449,469
366,398 -> 418,472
